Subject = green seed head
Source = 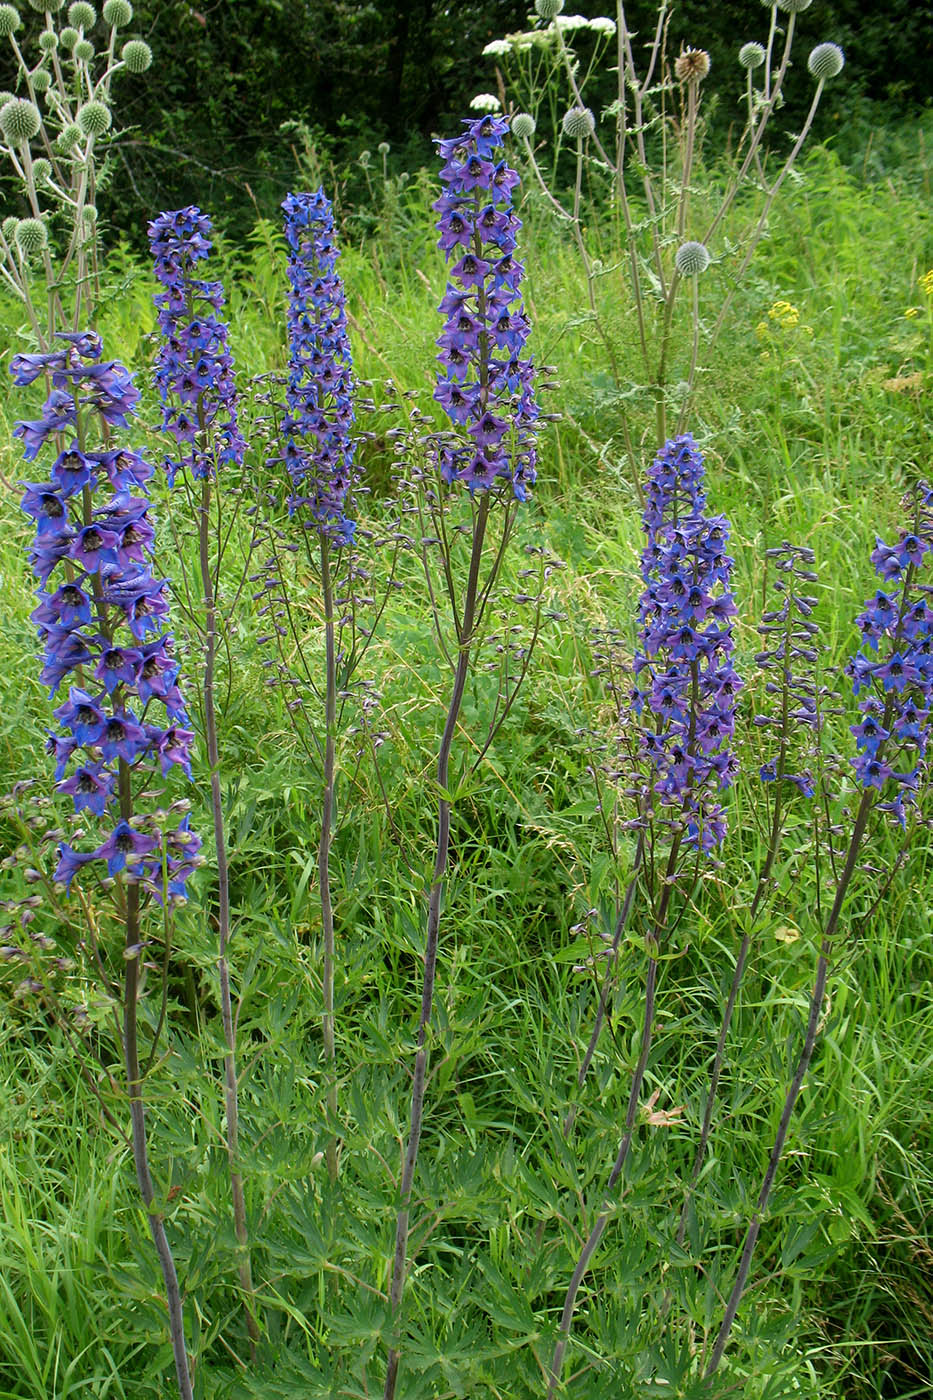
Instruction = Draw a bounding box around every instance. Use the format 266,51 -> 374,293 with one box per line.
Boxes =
73,36 -> 93,60
0,97 -> 41,143
562,106 -> 595,140
31,155 -> 51,182
808,42 -> 845,80
0,5 -> 21,38
76,98 -> 110,135
59,24 -> 78,46
2,215 -> 18,239
377,140 -> 390,155
56,120 -> 82,149
358,148 -> 371,167
120,36 -> 150,72
739,41 -> 765,69
674,240 -> 711,277
102,0 -> 131,24
511,111 -> 536,140
535,0 -> 564,18
38,28 -> 58,49
15,216 -> 48,255
81,202 -> 97,223
68,2 -> 96,28
31,67 -> 51,90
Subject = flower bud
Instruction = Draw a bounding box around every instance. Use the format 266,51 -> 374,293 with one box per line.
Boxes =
675,47 -> 711,82
15,216 -> 48,255
76,98 -> 110,135
31,155 -> 51,183
59,24 -> 78,46
31,67 -> 51,91
38,28 -> 58,49
739,41 -> 765,69
0,5 -> 20,37
511,111 -> 536,140
562,105 -> 595,139
674,240 -> 711,276
68,2 -> 96,27
377,140 -> 390,155
56,120 -> 82,149
1,214 -> 17,239
81,201 -> 96,223
120,36 -> 150,71
777,0 -> 812,12
0,97 -> 41,143
358,148 -> 371,167
102,0 -> 131,24
73,36 -> 94,60
535,0 -> 564,17
808,42 -> 845,80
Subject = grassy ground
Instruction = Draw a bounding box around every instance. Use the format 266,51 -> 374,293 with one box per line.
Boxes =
0,113 -> 931,1399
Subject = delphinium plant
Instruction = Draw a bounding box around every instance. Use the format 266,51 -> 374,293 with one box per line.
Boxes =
0,0 -> 152,339
547,433 -> 741,1396
381,111 -> 544,1400
13,330 -> 199,1399
482,0 -> 846,476
147,205 -> 259,1354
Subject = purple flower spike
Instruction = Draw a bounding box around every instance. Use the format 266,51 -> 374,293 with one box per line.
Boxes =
432,115 -> 538,501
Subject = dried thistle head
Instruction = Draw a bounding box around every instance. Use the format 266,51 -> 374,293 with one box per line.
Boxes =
675,47 -> 711,83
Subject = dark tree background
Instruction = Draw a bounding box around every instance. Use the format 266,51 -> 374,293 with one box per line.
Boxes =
2,0 -> 931,241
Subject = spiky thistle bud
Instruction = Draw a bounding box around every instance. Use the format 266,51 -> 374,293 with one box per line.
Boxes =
675,47 -> 711,82
59,24 -> 78,46
777,0 -> 812,12
535,0 -> 564,18
0,5 -> 20,37
73,37 -> 93,60
102,0 -> 131,24
675,241 -> 711,277
120,36 -> 150,71
2,214 -> 18,239
56,120 -> 82,150
0,97 -> 41,144
32,155 -> 51,183
377,140 -> 390,155
31,68 -> 51,91
358,147 -> 370,167
15,216 -> 48,255
76,99 -> 110,135
562,106 -> 595,139
68,2 -> 96,27
38,28 -> 58,49
808,42 -> 845,80
511,111 -> 536,140
739,41 -> 765,69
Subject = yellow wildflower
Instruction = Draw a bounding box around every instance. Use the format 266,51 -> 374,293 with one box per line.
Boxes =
919,268 -> 933,297
768,299 -> 800,329
904,306 -> 922,319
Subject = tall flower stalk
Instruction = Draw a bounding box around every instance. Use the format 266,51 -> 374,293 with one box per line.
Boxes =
383,112 -> 540,1400
547,435 -> 740,1398
14,331 -> 199,1399
279,187 -> 358,1182
148,206 -> 259,1355
705,483 -> 933,1375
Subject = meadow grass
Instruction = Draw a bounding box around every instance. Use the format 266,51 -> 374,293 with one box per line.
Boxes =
0,113 -> 931,1398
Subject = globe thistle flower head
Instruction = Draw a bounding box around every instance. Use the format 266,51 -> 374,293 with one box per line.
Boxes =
562,105 -> 595,140
277,188 -> 357,544
121,37 -> 151,72
535,0 -> 564,18
0,97 -> 41,144
39,28 -> 58,50
511,112 -> 536,141
0,6 -> 21,38
808,43 -> 845,81
102,0 -> 132,24
68,2 -> 96,28
11,332 -> 198,904
739,41 -> 766,70
15,217 -> 48,256
675,47 -> 711,83
675,241 -> 711,277
432,114 -> 538,500
777,0 -> 812,13
59,24 -> 78,47
148,205 -> 246,481
73,37 -> 94,61
31,69 -> 51,92
76,99 -> 111,136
